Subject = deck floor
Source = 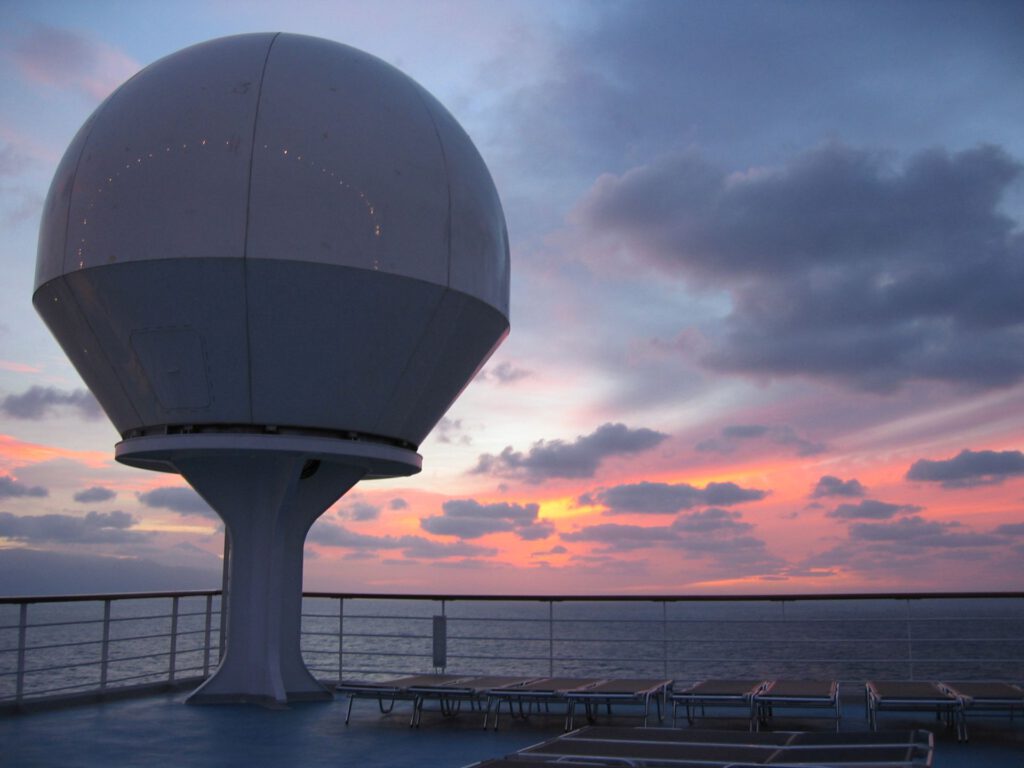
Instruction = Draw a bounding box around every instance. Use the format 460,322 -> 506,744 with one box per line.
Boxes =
2,689 -> 1022,767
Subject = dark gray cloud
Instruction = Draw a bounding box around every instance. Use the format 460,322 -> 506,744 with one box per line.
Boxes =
73,486 -> 116,503
471,422 -> 668,483
562,508 -> 769,566
399,538 -> 499,560
812,476 -> 867,498
493,1 -> 1024,192
336,502 -> 380,522
696,424 -> 825,456
671,508 -> 752,534
827,499 -> 922,520
581,480 -> 766,514
849,516 -> 1004,549
434,417 -> 471,445
307,520 -> 498,559
137,487 -> 215,518
994,522 -> 1024,536
562,522 -> 672,552
906,449 -> 1024,488
421,499 -> 552,540
1,386 -> 103,421
576,143 -> 1024,392
389,497 -> 408,510
0,475 -> 48,499
0,510 -> 141,543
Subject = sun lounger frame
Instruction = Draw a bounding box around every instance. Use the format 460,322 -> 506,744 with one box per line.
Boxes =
485,677 -> 603,731
336,674 -> 467,725
563,678 -> 672,730
484,725 -> 934,767
754,680 -> 841,732
938,681 -> 1024,741
405,676 -> 537,728
865,681 -> 963,741
670,679 -> 768,730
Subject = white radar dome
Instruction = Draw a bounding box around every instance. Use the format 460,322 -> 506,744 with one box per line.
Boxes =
35,32 -> 510,456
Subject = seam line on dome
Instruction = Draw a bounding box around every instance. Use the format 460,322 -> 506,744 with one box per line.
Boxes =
240,32 -> 280,423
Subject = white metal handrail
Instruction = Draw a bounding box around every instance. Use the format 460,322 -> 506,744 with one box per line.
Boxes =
0,591 -> 221,706
3,590 -> 1022,707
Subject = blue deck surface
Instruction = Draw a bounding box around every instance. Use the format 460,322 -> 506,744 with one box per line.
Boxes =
2,690 -> 1022,767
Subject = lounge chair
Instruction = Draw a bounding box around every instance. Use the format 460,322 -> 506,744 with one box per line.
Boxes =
484,677 -> 601,730
939,681 -> 1024,741
563,678 -> 672,729
865,680 -> 963,741
493,725 -> 934,767
754,679 -> 840,731
405,676 -> 535,728
670,679 -> 767,729
336,674 -> 466,725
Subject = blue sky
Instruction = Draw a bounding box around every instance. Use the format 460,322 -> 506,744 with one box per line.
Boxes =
1,0 -> 1023,595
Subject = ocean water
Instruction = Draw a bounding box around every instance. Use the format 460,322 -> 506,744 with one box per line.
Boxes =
3,595 -> 1022,702
300,596 -> 1024,686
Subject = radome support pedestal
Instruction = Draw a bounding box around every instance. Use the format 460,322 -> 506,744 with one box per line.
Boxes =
117,433 -> 420,705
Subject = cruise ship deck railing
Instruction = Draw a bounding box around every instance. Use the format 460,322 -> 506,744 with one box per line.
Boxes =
0,591 -> 222,706
2,591 -> 1022,707
300,592 -> 1024,688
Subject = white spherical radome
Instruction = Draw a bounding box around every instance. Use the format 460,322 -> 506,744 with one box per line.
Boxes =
35,33 -> 509,452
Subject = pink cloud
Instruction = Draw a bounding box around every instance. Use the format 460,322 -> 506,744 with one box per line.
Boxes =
10,24 -> 139,102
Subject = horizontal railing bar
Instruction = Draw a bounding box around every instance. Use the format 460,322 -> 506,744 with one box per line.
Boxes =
0,590 -> 221,605
338,651 -> 432,659
15,659 -> 105,674
106,651 -> 173,664
105,632 -> 178,644
102,671 -> 179,686
306,590 -> 1024,603
2,639 -> 102,653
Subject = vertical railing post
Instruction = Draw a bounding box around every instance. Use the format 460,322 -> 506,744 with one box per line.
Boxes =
548,601 -> 554,677
168,596 -> 180,683
337,597 -> 345,683
100,599 -> 111,691
202,594 -> 213,677
15,602 -> 28,704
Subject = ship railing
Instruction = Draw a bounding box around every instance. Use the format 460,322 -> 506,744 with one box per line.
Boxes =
301,591 -> 1024,690
0,590 -> 222,708
2,591 -> 1022,708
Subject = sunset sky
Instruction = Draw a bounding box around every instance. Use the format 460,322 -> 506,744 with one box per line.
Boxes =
1,0 -> 1023,596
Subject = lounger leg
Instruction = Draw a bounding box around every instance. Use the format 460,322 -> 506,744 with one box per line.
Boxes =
345,695 -> 355,725
409,696 -> 419,728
